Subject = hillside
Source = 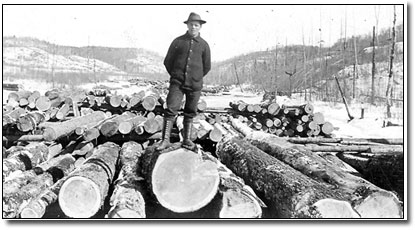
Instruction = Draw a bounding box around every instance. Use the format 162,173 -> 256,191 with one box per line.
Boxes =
2,36 -> 168,83
205,23 -> 404,105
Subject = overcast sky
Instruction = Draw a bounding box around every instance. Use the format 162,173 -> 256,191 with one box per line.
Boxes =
3,4 -> 405,62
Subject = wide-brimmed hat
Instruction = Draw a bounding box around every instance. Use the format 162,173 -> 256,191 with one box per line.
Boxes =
184,12 -> 206,24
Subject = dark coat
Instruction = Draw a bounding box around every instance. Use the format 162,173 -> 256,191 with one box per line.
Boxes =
164,32 -> 211,91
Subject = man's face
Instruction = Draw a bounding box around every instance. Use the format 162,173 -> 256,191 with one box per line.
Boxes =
187,21 -> 202,37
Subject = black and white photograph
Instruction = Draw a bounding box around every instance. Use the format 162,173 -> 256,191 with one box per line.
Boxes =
1,2 -> 408,221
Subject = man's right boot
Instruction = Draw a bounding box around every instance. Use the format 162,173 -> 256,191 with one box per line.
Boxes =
156,118 -> 173,151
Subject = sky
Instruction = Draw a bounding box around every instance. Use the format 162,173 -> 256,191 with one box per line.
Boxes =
2,4 -> 405,62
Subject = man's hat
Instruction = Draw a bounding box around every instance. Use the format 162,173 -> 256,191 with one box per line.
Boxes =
184,12 -> 206,24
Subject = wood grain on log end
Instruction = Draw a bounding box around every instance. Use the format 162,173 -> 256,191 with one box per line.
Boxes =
219,188 -> 262,218
312,198 -> 360,218
20,200 -> 47,218
354,191 -> 403,218
152,148 -> 220,213
58,176 -> 102,218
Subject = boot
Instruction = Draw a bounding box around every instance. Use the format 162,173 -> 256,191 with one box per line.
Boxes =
182,118 -> 196,151
156,118 -> 173,151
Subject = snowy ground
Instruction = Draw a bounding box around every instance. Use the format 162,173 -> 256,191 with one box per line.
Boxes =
2,79 -> 404,139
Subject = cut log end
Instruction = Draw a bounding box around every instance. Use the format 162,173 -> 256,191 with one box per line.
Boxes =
312,198 -> 360,218
152,148 -> 220,213
58,176 -> 102,218
20,200 -> 47,218
219,189 -> 262,218
354,191 -> 403,218
107,207 -> 144,218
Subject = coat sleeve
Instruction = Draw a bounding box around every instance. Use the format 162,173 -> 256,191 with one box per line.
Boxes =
202,42 -> 211,76
164,39 -> 177,75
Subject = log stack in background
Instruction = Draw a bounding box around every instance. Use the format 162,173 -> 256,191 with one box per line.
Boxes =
229,100 -> 334,138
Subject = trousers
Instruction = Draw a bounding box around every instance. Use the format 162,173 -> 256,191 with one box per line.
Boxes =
164,83 -> 201,119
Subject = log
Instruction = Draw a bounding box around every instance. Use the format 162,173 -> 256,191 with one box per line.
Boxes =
99,112 -> 135,137
197,98 -> 207,111
230,118 -> 403,218
16,111 -> 46,132
106,141 -> 146,218
140,144 -> 220,213
337,152 -> 404,201
118,115 -> 147,135
253,104 -> 262,113
72,141 -> 95,156
127,93 -> 144,109
143,117 -> 161,134
86,95 -> 96,107
142,90 -> 160,111
246,104 -> 254,113
3,107 -> 26,126
106,94 -> 123,108
301,103 -> 314,114
198,119 -> 214,139
321,122 -> 334,135
287,137 -> 403,145
216,136 -> 359,218
229,101 -> 247,112
3,142 -> 50,179
42,111 -> 107,141
304,144 -> 403,155
83,127 -> 101,142
202,151 -> 264,218
27,90 -> 40,109
3,134 -> 45,144
3,154 -> 75,218
55,103 -> 71,120
3,172 -> 54,218
58,142 -> 120,218
46,143 -> 63,160
267,102 -> 280,115
19,176 -> 68,218
209,123 -> 228,143
312,112 -> 325,124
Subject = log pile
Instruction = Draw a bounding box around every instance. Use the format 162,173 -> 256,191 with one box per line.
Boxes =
228,100 -> 334,138
2,87 -> 404,219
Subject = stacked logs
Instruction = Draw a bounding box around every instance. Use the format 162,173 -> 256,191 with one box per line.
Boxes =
229,100 -> 334,138
3,88 -> 403,219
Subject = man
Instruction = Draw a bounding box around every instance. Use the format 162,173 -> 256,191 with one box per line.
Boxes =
157,12 -> 211,151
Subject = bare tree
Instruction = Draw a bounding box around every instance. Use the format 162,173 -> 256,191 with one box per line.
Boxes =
386,6 -> 397,118
302,27 -> 307,101
285,65 -> 297,98
371,26 -> 376,105
233,62 -> 243,93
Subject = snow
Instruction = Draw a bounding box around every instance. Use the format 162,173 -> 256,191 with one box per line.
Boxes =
2,79 -> 403,140
3,47 -> 125,74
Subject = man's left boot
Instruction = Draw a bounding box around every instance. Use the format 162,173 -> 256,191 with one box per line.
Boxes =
182,118 -> 197,151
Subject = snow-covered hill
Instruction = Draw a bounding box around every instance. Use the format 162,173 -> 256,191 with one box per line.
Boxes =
3,46 -> 125,74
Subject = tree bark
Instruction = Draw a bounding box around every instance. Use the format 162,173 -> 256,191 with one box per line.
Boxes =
230,118 -> 402,218
106,141 -> 146,218
3,142 -> 50,179
337,151 -> 404,201
99,112 -> 135,137
203,151 -> 264,218
304,144 -> 403,155
58,142 -> 120,218
42,111 -> 107,141
118,115 -> 147,135
140,143 -> 220,213
3,154 -> 75,218
216,136 -> 359,218
16,111 -> 46,132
